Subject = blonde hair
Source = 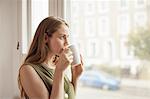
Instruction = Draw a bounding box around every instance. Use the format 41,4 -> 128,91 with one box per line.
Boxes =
18,16 -> 68,98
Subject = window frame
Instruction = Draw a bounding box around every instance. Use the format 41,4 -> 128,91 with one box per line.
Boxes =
21,0 -> 65,55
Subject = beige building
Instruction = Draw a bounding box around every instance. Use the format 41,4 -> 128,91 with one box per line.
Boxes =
69,0 -> 150,70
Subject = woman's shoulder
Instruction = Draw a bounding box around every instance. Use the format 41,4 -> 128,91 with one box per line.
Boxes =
19,63 -> 37,77
19,64 -> 49,98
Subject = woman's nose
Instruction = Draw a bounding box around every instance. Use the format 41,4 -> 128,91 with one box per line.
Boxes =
64,36 -> 69,46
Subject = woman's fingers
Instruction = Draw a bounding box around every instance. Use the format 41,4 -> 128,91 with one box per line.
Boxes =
80,54 -> 84,66
63,47 -> 73,64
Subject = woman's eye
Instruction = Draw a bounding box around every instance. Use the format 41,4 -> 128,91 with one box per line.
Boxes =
59,36 -> 64,39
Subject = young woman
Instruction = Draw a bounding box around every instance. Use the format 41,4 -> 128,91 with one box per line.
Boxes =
18,16 -> 83,99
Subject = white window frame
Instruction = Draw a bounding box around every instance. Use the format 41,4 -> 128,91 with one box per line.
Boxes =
21,0 -> 65,54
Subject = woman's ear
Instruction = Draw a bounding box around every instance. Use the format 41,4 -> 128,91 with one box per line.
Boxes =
44,33 -> 49,43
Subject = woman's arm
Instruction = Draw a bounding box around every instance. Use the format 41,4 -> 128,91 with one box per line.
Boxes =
71,55 -> 84,93
50,68 -> 64,99
20,48 -> 72,99
20,65 -> 65,99
20,65 -> 49,99
71,64 -> 83,93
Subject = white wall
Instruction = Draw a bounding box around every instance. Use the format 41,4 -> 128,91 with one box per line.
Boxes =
0,0 -> 20,98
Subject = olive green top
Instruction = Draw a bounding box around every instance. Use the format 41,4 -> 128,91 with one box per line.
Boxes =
22,63 -> 75,99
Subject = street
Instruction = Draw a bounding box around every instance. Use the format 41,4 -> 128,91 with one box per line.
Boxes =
76,79 -> 150,99
76,86 -> 150,99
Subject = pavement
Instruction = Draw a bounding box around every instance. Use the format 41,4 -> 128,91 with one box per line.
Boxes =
76,79 -> 150,99
121,78 -> 150,89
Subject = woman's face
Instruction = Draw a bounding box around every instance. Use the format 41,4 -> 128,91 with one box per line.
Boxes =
48,24 -> 70,55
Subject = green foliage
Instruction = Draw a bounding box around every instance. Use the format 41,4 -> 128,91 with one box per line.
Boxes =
127,27 -> 150,61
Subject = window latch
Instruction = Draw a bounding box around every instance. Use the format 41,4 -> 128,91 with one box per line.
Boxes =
17,41 -> 19,50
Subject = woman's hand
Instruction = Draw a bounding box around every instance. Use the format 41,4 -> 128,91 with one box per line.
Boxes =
56,48 -> 73,72
71,55 -> 84,80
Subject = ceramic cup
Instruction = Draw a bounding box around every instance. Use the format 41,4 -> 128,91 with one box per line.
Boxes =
69,45 -> 81,67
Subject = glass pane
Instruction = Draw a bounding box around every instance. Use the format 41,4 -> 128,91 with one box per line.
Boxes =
64,0 -> 150,99
31,0 -> 49,39
22,0 -> 49,54
134,12 -> 147,28
117,14 -> 130,36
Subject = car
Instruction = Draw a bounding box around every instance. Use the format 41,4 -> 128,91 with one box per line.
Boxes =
79,70 -> 120,90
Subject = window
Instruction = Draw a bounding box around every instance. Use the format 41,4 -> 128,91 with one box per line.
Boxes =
98,16 -> 110,36
84,1 -> 96,16
134,12 -> 147,28
64,0 -> 150,99
22,0 -> 49,54
118,14 -> 130,36
31,0 -> 49,38
84,17 -> 96,37
103,39 -> 112,62
87,39 -> 99,58
97,0 -> 109,14
120,38 -> 133,59
120,0 -> 129,10
135,0 -> 146,8
71,1 -> 80,18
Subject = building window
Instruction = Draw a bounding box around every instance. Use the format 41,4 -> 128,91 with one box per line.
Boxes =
98,16 -> 110,36
135,0 -> 146,8
87,39 -> 99,58
120,0 -> 129,10
97,0 -> 109,14
84,17 -> 96,37
84,1 -> 96,16
118,14 -> 130,36
120,38 -> 133,59
134,12 -> 147,28
103,40 -> 112,62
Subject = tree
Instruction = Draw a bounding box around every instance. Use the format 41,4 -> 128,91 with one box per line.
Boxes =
127,27 -> 150,61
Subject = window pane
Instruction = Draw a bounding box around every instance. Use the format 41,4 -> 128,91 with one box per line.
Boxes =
134,12 -> 147,28
118,14 -> 130,36
31,0 -> 49,38
135,0 -> 147,8
98,16 -> 110,36
65,0 -> 150,99
97,0 -> 109,13
119,0 -> 129,10
84,17 -> 96,37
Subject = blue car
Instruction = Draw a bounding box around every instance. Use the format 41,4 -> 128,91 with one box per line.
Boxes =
79,70 -> 120,90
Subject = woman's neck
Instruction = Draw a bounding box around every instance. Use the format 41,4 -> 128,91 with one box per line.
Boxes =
43,53 -> 57,69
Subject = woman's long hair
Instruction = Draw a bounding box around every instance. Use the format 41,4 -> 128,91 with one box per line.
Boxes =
18,16 -> 68,98
24,16 -> 68,64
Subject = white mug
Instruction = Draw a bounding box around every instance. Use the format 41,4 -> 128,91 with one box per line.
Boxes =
69,45 -> 81,67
